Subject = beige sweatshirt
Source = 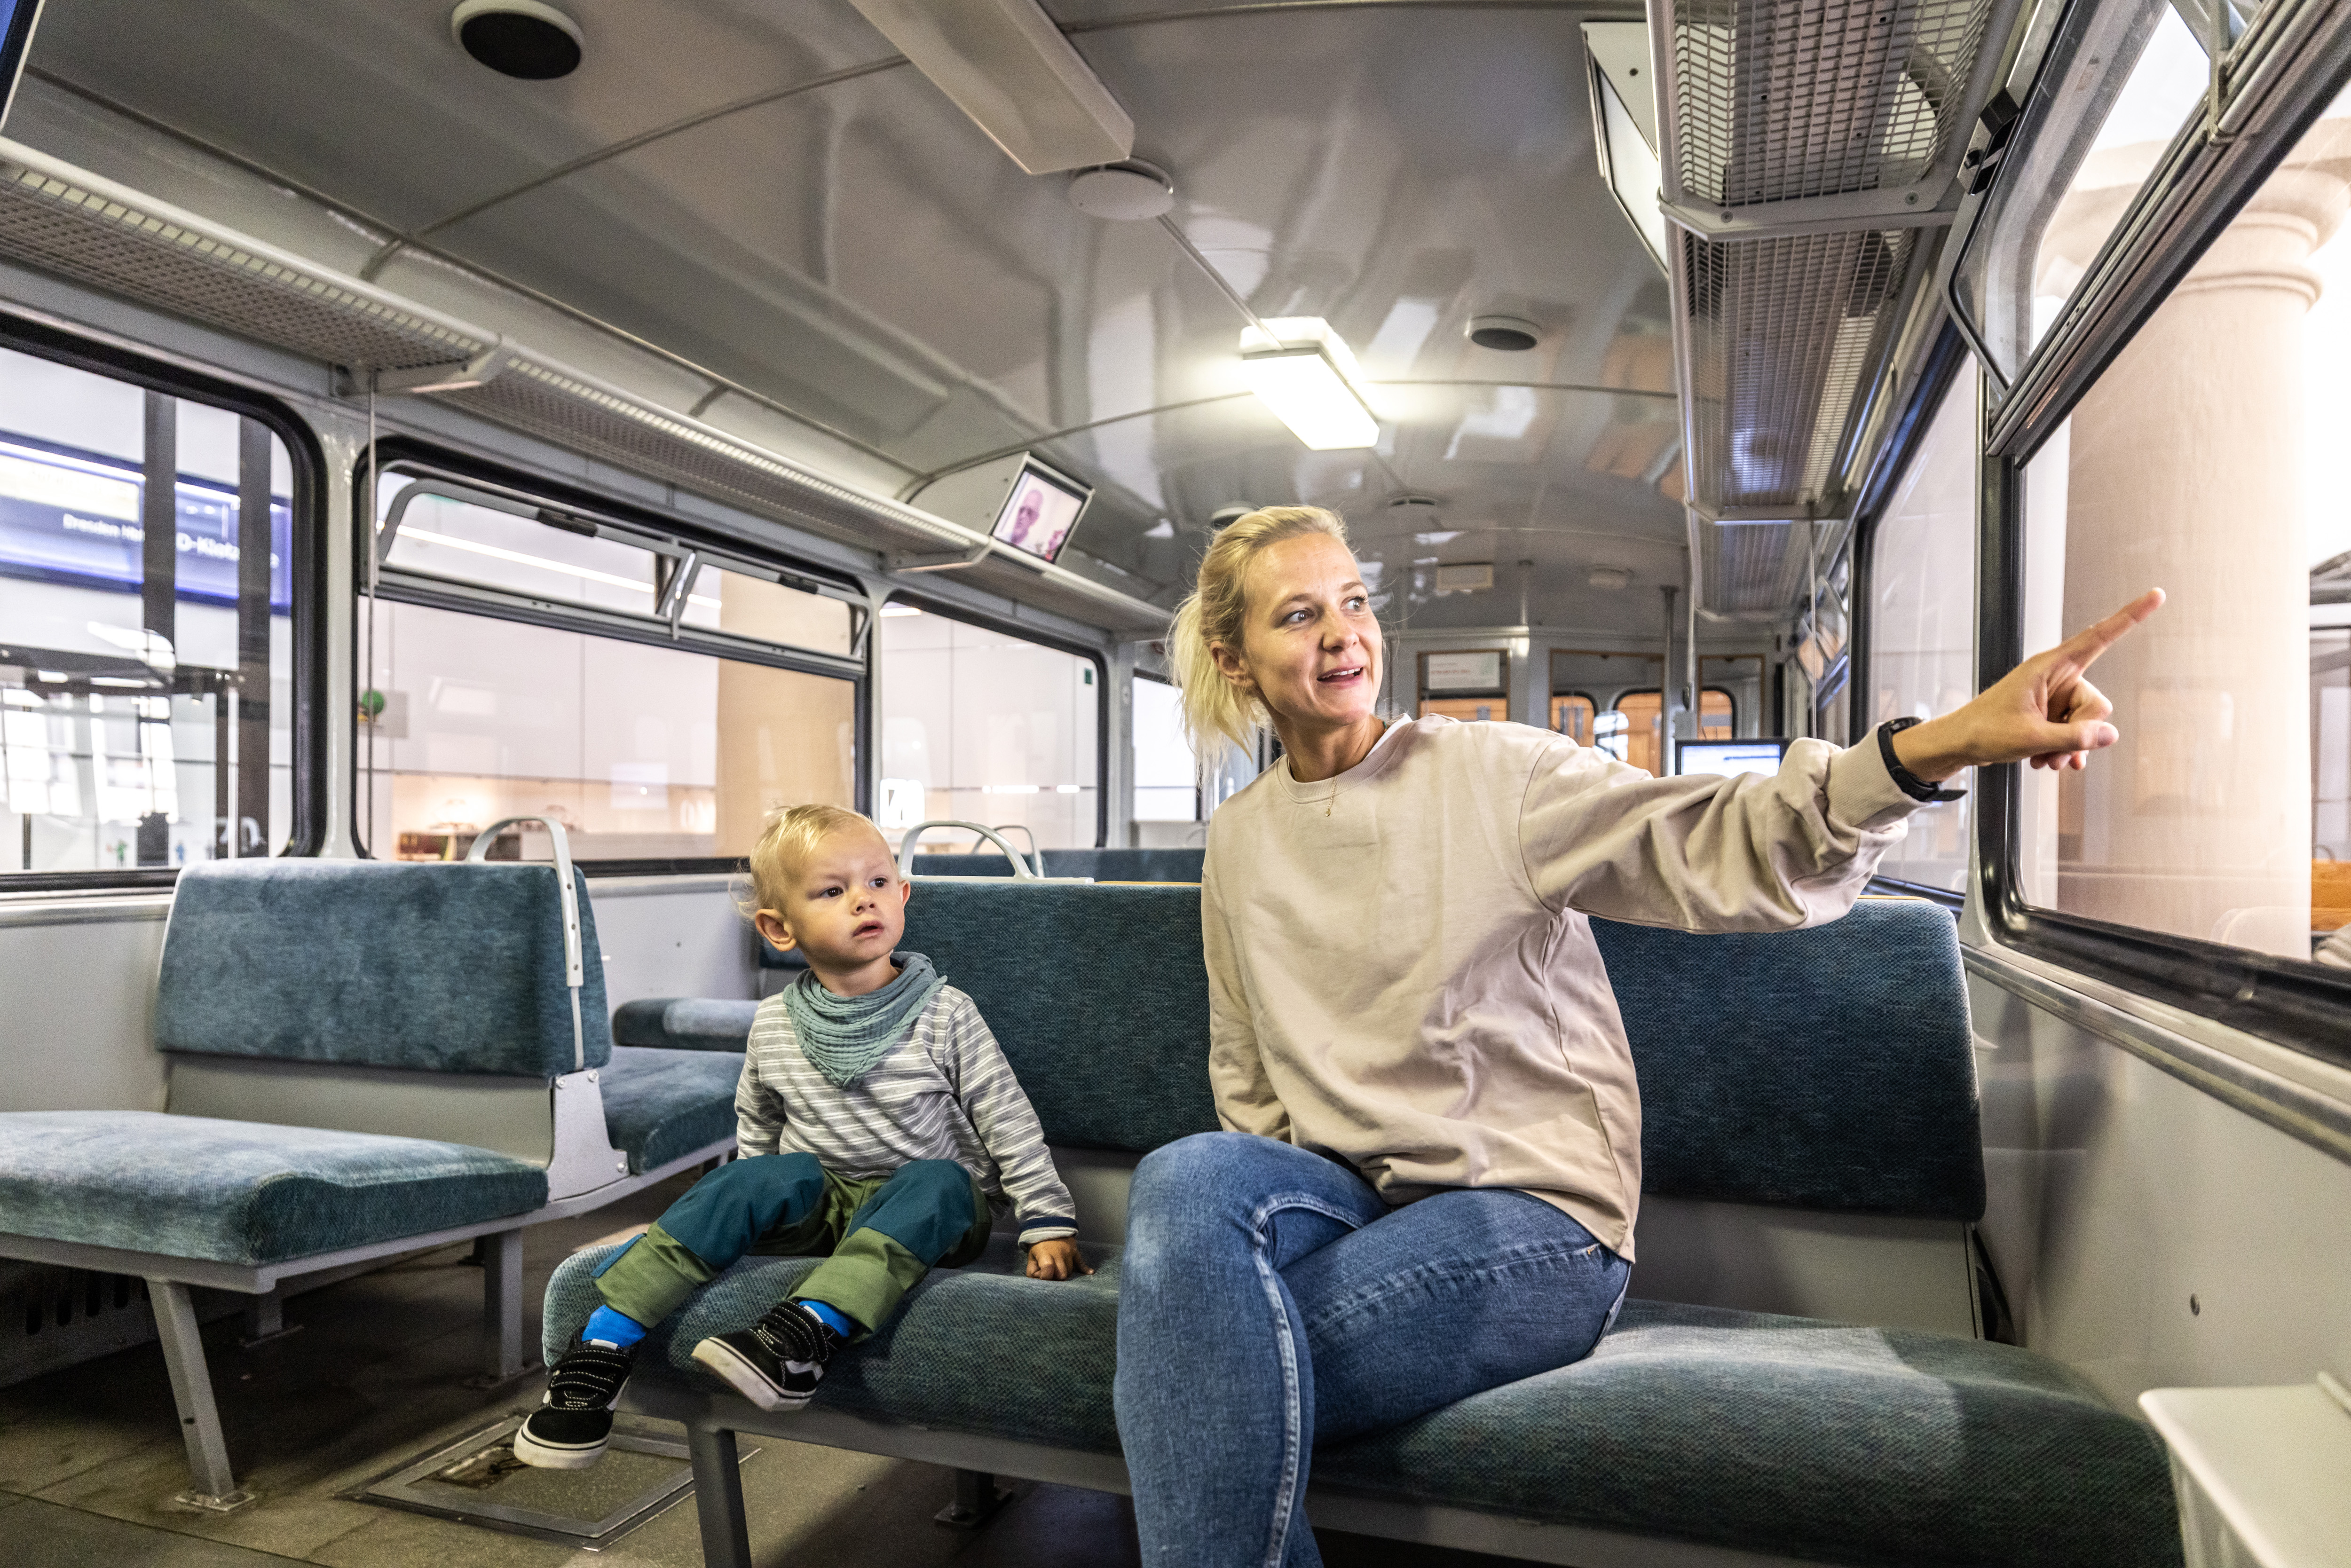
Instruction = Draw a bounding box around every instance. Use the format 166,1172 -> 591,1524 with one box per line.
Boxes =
1200,716 -> 1925,1261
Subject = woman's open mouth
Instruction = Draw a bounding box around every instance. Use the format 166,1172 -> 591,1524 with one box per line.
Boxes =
1318,665 -> 1365,685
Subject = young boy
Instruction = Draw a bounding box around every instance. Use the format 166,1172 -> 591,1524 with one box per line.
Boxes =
516,804 -> 1089,1469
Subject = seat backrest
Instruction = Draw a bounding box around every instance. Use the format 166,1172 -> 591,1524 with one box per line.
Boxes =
910,848 -> 1205,882
901,882 -> 1217,1151
156,859 -> 614,1078
900,882 -> 1980,1221
1593,900 -> 1982,1221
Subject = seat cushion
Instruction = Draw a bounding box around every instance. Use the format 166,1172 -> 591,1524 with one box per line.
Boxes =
610,999 -> 759,1052
543,1246 -> 2177,1568
157,858 -> 613,1077
911,849 -> 1205,882
1593,899 -> 1985,1219
0,1111 -> 547,1266
601,1047 -> 742,1173
900,883 -> 1219,1152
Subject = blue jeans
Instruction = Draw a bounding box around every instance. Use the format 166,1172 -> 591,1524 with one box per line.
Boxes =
1114,1133 -> 1630,1568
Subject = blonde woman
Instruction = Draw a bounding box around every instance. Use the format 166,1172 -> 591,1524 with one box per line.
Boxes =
1113,505 -> 2160,1568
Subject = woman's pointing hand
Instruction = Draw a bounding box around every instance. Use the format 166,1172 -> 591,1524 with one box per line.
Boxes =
1887,588 -> 2165,783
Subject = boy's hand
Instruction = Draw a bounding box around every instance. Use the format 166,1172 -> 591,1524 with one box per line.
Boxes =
1025,1238 -> 1092,1280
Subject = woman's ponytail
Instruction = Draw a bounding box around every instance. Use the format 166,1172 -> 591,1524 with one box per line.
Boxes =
1165,506 -> 1352,754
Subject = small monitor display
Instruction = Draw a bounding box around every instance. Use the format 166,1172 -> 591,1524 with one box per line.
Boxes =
0,1 -> 42,134
1675,738 -> 1790,777
990,460 -> 1089,565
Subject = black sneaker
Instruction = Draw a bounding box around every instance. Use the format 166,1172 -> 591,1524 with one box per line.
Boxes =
691,1300 -> 840,1412
512,1336 -> 636,1469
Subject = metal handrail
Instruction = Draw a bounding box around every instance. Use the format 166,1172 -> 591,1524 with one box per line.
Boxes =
468,815 -> 586,1071
895,820 -> 1040,880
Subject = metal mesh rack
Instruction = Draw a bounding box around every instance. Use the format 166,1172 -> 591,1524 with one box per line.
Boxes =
1680,224 -> 1918,517
1667,0 -> 1996,208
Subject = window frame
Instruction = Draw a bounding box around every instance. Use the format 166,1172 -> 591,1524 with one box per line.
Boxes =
1965,47 -> 2351,1066
1847,326 -> 1973,905
351,438 -> 871,877
876,587 -> 1110,849
0,309 -> 328,894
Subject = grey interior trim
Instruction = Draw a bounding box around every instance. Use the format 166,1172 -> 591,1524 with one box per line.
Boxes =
630,1387 -> 1822,1568
164,1057 -> 557,1165
1964,943 -> 2351,1166
0,892 -> 171,926
584,873 -> 739,899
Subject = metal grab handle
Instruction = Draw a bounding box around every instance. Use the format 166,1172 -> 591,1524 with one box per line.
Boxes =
467,815 -> 586,1071
896,819 -> 1040,880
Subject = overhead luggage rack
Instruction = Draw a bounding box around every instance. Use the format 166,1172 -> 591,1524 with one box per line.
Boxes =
0,144 -> 1167,636
1602,0 -> 2020,610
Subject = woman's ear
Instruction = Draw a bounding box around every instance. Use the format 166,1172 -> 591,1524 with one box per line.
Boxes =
1209,640 -> 1255,696
753,909 -> 796,952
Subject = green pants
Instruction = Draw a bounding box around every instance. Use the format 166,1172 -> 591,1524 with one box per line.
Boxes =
593,1153 -> 992,1337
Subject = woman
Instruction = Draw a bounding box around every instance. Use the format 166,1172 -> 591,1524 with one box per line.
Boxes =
1112,506 -> 2159,1568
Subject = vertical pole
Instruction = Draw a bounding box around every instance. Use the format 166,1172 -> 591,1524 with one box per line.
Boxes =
689,1424 -> 755,1568
146,1277 -> 249,1509
139,393 -> 177,867
1659,586 -> 1680,776
237,420 -> 273,856
141,392 -> 176,650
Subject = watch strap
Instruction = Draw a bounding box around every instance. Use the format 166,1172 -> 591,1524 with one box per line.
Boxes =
1877,718 -> 1967,804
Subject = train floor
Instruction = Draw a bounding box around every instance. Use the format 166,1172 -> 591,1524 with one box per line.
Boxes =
0,1172 -> 1496,1568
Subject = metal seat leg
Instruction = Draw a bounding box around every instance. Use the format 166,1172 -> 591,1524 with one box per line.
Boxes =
689,1423 -> 754,1568
146,1277 -> 254,1513
472,1228 -> 534,1386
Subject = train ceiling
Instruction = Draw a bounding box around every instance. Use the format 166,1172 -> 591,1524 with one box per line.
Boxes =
6,0 -> 1709,637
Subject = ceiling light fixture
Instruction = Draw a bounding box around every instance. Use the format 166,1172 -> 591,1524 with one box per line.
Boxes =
1239,319 -> 1380,451
845,0 -> 1133,174
1588,567 -> 1632,590
451,0 -> 583,80
1069,160 -> 1175,220
1207,505 -> 1255,531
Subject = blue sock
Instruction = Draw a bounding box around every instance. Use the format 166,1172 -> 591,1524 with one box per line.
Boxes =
583,1305 -> 647,1349
795,1299 -> 853,1338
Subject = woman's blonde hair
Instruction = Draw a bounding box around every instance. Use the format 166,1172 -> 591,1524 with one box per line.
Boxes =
1167,505 -> 1353,752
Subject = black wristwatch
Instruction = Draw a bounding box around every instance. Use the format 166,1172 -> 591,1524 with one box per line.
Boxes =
1877,717 -> 1967,803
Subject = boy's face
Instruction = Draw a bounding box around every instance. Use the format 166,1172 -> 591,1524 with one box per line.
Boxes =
755,825 -> 910,976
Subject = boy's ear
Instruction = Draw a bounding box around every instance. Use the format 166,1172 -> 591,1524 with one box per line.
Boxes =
753,909 -> 796,952
897,878 -> 911,909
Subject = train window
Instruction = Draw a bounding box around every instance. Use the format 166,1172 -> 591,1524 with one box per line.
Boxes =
0,343 -> 300,877
1615,691 -> 1665,776
361,469 -> 857,868
1132,674 -> 1197,823
1863,362 -> 1979,894
2013,96 -> 2351,961
876,602 -> 1102,851
1956,0 -> 2216,382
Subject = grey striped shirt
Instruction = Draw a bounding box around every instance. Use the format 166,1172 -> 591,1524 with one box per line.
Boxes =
735,984 -> 1078,1246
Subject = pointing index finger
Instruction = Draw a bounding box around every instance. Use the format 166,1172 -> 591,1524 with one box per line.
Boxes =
2060,588 -> 2165,667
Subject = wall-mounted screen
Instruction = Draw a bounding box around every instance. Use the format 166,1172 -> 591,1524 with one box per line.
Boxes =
0,1 -> 44,134
1421,649 -> 1506,694
989,458 -> 1089,565
1674,738 -> 1789,777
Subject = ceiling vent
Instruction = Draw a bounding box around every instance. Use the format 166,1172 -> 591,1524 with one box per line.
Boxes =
1433,563 -> 1494,595
451,1 -> 584,80
1583,0 -> 2018,613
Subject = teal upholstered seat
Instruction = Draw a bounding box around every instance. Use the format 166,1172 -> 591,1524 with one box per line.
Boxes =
0,1111 -> 546,1266
541,1242 -> 2178,1568
908,848 -> 1206,882
611,997 -> 759,1051
601,1046 -> 743,1173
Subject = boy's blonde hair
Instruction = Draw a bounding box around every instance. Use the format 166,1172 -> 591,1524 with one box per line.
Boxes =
744,803 -> 885,915
1166,505 -> 1354,752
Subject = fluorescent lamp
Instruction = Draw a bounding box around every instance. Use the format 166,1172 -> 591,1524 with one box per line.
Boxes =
845,0 -> 1133,175
1239,320 -> 1380,450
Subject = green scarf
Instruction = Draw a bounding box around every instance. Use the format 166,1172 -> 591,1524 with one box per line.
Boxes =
783,952 -> 947,1089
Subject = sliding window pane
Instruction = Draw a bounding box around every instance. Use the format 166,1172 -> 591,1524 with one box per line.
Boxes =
0,347 -> 295,874
1866,362 -> 1978,893
358,599 -> 852,862
380,485 -> 658,615
1132,675 -> 1197,823
683,564 -> 853,656
2018,101 -> 2351,958
877,604 -> 1099,851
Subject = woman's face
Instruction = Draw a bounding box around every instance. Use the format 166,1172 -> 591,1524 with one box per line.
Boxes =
1215,533 -> 1382,736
